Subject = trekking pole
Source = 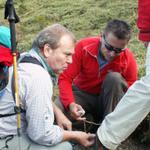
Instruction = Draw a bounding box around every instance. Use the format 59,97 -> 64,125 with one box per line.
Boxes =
4,0 -> 22,142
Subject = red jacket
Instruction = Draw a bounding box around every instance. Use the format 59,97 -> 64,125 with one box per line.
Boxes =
0,45 -> 13,66
58,37 -> 138,109
137,0 -> 150,41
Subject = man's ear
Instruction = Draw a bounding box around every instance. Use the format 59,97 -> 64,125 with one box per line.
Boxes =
43,44 -> 52,58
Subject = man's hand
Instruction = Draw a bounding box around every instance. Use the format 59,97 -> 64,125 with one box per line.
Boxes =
53,102 -> 72,130
75,131 -> 96,147
56,112 -> 72,131
69,102 -> 86,120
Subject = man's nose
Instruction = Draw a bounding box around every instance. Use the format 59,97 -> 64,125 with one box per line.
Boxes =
67,56 -> 72,64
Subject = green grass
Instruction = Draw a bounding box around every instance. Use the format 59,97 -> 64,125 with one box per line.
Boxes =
0,0 -> 145,76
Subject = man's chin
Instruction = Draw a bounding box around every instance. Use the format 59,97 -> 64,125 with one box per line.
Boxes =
106,57 -> 114,62
55,70 -> 64,74
54,67 -> 67,74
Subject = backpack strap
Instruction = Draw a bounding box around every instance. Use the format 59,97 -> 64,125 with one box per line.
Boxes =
0,56 -> 44,118
11,56 -> 44,101
19,56 -> 43,67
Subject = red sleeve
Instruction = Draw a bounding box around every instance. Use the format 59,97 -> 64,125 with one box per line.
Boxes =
137,0 -> 150,41
0,45 -> 13,66
123,50 -> 138,87
58,41 -> 83,109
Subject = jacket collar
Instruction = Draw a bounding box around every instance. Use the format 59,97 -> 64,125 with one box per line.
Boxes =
83,37 -> 101,57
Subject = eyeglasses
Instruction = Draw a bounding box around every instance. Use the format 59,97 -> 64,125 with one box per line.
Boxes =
103,35 -> 126,53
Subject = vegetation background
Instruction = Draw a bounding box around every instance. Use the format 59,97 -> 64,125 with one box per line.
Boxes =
0,0 -> 149,149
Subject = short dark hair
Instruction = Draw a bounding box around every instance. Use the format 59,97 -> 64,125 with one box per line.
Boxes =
103,19 -> 132,40
32,24 -> 76,51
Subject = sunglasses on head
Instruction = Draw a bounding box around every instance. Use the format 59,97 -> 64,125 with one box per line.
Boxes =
103,35 -> 125,53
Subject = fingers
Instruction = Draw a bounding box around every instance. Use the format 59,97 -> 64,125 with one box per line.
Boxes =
77,109 -> 85,117
71,112 -> 86,120
84,133 -> 96,147
76,107 -> 86,120
85,140 -> 95,147
88,133 -> 96,141
88,133 -> 96,137
69,102 -> 87,121
63,118 -> 72,131
57,115 -> 72,131
59,123 -> 72,131
76,132 -> 96,147
76,116 -> 86,121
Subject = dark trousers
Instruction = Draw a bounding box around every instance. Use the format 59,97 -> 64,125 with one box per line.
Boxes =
56,72 -> 128,132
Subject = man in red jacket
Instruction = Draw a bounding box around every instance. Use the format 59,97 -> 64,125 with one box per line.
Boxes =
57,19 -> 138,132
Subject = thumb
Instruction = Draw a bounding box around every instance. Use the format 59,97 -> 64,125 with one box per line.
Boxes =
88,133 -> 96,140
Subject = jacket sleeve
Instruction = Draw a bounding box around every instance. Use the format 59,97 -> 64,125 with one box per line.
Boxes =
97,75 -> 150,150
137,0 -> 150,41
58,41 -> 83,109
123,50 -> 138,87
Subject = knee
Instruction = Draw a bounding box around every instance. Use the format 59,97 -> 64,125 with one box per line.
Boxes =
104,72 -> 123,84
